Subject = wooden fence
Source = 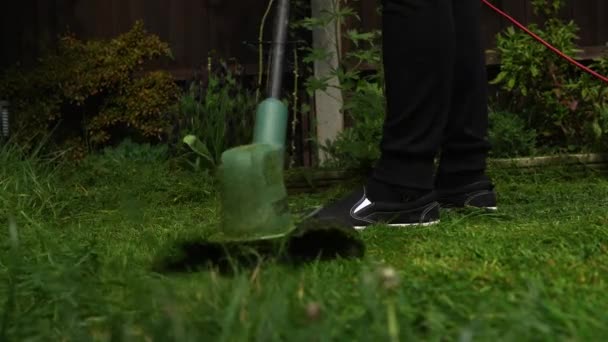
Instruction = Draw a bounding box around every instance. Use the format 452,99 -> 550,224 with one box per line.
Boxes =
1,0 -> 270,79
355,0 -> 608,63
2,0 -> 607,78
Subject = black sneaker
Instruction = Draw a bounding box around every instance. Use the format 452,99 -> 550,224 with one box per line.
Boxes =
437,180 -> 497,210
309,187 -> 440,230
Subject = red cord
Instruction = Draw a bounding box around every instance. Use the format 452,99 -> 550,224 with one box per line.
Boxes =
481,0 -> 608,84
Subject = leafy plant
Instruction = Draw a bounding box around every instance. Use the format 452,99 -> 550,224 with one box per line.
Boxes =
488,110 -> 537,158
182,134 -> 216,172
491,0 -> 608,151
294,0 -> 385,170
0,21 -> 179,155
321,81 -> 385,170
178,60 -> 257,170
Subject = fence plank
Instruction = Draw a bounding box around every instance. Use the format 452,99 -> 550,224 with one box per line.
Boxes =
599,1 -> 608,47
1,0 -> 606,77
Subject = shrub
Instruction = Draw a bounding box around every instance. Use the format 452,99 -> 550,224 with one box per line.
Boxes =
491,0 -> 608,151
296,2 -> 385,171
0,21 -> 180,155
488,110 -> 537,158
321,81 -> 385,171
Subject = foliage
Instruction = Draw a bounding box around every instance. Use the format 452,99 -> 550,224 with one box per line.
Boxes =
177,60 -> 257,170
294,0 -> 384,170
182,134 -> 216,173
97,138 -> 168,163
0,142 -> 65,221
488,110 -> 538,158
491,0 -> 608,151
0,21 -> 180,155
321,81 -> 385,170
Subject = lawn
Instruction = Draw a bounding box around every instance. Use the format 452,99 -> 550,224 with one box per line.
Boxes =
1,144 -> 608,341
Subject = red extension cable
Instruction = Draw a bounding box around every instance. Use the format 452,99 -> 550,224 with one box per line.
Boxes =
481,0 -> 608,84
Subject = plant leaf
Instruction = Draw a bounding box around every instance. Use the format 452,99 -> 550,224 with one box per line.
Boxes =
183,135 -> 215,166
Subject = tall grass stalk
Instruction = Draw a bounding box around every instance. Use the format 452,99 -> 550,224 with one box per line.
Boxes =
0,141 -> 64,221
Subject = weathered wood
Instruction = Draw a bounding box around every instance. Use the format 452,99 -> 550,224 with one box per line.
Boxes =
2,0 -> 606,79
0,0 -> 266,78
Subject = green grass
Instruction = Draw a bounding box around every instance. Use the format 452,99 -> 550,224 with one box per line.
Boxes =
1,143 -> 608,341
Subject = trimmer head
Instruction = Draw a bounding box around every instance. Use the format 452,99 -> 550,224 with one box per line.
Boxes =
218,95 -> 292,240
218,142 -> 293,241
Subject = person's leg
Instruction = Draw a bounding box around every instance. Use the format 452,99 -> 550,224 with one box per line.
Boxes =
435,0 -> 491,187
434,0 -> 497,209
372,0 -> 455,192
311,0 -> 455,228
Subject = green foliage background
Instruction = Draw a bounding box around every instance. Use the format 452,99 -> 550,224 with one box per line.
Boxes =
0,21 -> 179,157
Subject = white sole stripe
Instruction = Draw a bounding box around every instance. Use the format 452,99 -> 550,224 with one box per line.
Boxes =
354,220 -> 440,231
353,198 -> 372,215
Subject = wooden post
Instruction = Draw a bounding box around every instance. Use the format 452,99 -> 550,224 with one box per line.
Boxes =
311,0 -> 344,164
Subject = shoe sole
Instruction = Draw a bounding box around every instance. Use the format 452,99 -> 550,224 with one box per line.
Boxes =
354,219 -> 440,231
440,205 -> 498,211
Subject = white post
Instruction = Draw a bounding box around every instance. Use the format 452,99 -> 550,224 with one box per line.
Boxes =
0,101 -> 8,138
311,0 -> 344,164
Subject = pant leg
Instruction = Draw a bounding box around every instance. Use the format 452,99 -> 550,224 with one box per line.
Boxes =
436,0 -> 491,183
373,0 -> 455,190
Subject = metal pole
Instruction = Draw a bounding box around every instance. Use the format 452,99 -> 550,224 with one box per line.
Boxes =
267,0 -> 290,99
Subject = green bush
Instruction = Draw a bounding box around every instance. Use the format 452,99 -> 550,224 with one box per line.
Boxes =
296,3 -> 385,171
0,21 -> 180,155
488,111 -> 537,158
321,81 -> 385,171
491,0 -> 608,152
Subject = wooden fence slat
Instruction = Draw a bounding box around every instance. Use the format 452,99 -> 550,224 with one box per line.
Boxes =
195,0 -> 210,71
599,1 -> 608,47
1,0 -> 606,76
183,0 -> 194,68
481,1 -> 503,53
35,0 -> 53,55
169,1 -> 184,69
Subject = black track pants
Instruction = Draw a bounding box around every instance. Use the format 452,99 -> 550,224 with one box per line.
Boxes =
373,0 -> 491,189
